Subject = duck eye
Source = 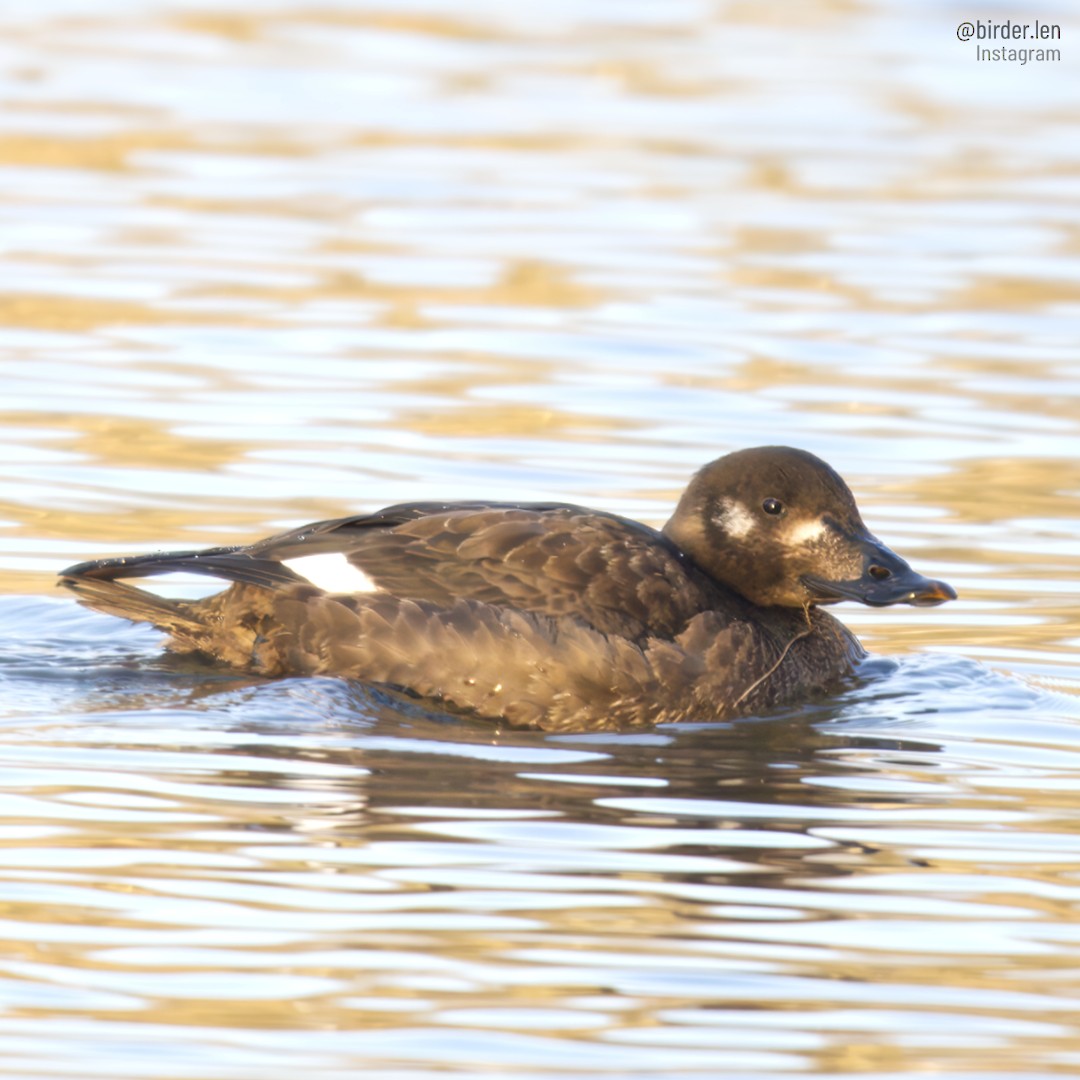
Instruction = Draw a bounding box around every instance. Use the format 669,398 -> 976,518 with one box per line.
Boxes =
762,498 -> 783,516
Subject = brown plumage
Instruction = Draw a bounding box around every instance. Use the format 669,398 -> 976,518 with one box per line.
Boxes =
59,447 -> 955,731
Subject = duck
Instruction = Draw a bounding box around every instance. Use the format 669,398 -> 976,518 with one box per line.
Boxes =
58,446 -> 955,731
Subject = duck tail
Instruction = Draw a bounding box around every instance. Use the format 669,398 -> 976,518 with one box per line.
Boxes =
59,575 -> 206,638
59,554 -> 209,639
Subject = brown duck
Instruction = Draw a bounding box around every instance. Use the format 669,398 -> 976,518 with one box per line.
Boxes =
59,447 -> 955,731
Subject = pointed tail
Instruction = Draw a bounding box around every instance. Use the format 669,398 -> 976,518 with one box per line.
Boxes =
58,572 -> 208,639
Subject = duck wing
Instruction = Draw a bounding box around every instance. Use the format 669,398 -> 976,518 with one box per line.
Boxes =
61,502 -> 728,641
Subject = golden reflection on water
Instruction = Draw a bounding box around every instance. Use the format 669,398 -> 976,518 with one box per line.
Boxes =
1,0 -> 1079,1076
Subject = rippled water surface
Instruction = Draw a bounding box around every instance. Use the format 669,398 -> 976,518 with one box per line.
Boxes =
1,1 -> 1079,1077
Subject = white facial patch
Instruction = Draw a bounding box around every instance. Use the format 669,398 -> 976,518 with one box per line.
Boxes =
282,553 -> 379,594
713,497 -> 756,538
785,517 -> 829,545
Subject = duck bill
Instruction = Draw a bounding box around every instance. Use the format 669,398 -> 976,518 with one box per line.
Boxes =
801,538 -> 957,608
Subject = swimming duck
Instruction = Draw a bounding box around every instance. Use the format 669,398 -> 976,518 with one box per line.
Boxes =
59,447 -> 955,731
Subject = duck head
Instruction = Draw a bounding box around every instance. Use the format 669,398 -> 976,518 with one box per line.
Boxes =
663,446 -> 956,610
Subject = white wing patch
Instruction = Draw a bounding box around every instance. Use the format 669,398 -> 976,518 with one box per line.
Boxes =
283,553 -> 379,594
785,517 -> 828,544
713,498 -> 755,538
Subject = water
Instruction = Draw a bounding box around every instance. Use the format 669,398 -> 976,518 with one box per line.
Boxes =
1,1 -> 1079,1077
